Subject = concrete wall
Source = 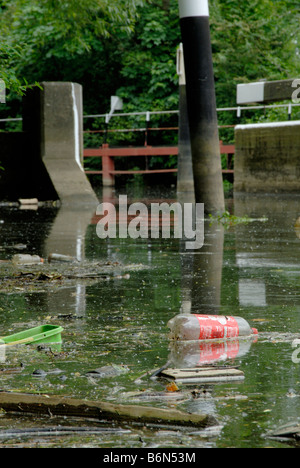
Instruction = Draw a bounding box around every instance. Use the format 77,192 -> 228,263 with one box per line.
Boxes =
0,82 -> 98,206
234,120 -> 300,193
24,82 -> 98,206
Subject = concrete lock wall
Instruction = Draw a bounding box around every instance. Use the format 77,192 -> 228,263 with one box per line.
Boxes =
25,82 -> 98,206
0,82 -> 98,205
234,121 -> 300,193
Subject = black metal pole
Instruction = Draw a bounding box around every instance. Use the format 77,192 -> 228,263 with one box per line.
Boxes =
178,0 -> 224,214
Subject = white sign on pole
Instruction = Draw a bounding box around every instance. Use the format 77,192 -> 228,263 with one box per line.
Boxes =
237,82 -> 265,105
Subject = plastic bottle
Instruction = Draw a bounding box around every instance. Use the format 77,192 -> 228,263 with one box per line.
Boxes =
48,253 -> 79,264
168,314 -> 258,341
12,254 -> 44,266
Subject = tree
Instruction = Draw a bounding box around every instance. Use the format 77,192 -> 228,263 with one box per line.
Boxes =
210,0 -> 300,108
0,0 -> 145,98
0,0 -> 299,119
117,0 -> 181,111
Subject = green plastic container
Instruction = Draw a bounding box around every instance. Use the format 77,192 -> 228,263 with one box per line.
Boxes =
0,325 -> 64,346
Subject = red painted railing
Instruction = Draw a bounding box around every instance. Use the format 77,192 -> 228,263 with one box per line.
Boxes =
83,141 -> 234,186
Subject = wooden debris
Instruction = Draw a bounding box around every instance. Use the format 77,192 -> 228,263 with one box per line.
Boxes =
124,390 -> 187,403
18,199 -> 39,211
18,198 -> 39,206
0,426 -> 130,440
0,392 -> 218,429
267,423 -> 300,441
0,367 -> 23,375
160,366 -> 245,384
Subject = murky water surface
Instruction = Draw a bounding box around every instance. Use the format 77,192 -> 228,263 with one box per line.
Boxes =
0,188 -> 300,448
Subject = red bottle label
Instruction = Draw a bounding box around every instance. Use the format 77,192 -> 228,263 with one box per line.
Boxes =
195,315 -> 239,340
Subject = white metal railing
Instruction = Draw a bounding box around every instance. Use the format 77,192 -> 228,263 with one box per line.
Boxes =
83,110 -> 179,120
0,117 -> 22,122
1,102 -> 300,123
82,102 -> 300,121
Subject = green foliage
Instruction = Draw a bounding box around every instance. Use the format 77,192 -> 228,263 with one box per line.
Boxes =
210,0 -> 299,105
118,0 -> 181,111
0,0 -> 299,166
0,41 -> 39,94
210,0 -> 300,132
0,0 -> 300,105
0,0 -> 145,105
1,0 -> 299,112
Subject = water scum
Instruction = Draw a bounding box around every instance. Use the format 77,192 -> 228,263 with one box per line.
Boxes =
0,191 -> 300,448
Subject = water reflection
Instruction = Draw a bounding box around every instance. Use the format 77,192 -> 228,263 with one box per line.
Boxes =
0,203 -> 97,318
177,192 -> 224,315
0,207 -> 57,257
239,279 -> 267,307
0,343 -> 5,363
234,193 -> 300,270
179,222 -> 224,315
43,204 -> 96,317
172,194 -> 255,369
169,338 -> 255,367
234,193 -> 300,311
44,205 -> 96,261
3,189 -> 300,446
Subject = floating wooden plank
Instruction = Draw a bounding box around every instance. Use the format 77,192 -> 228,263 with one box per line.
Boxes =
18,198 -> 39,205
0,392 -> 218,429
160,367 -> 245,384
267,423 -> 300,441
0,426 -> 130,440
